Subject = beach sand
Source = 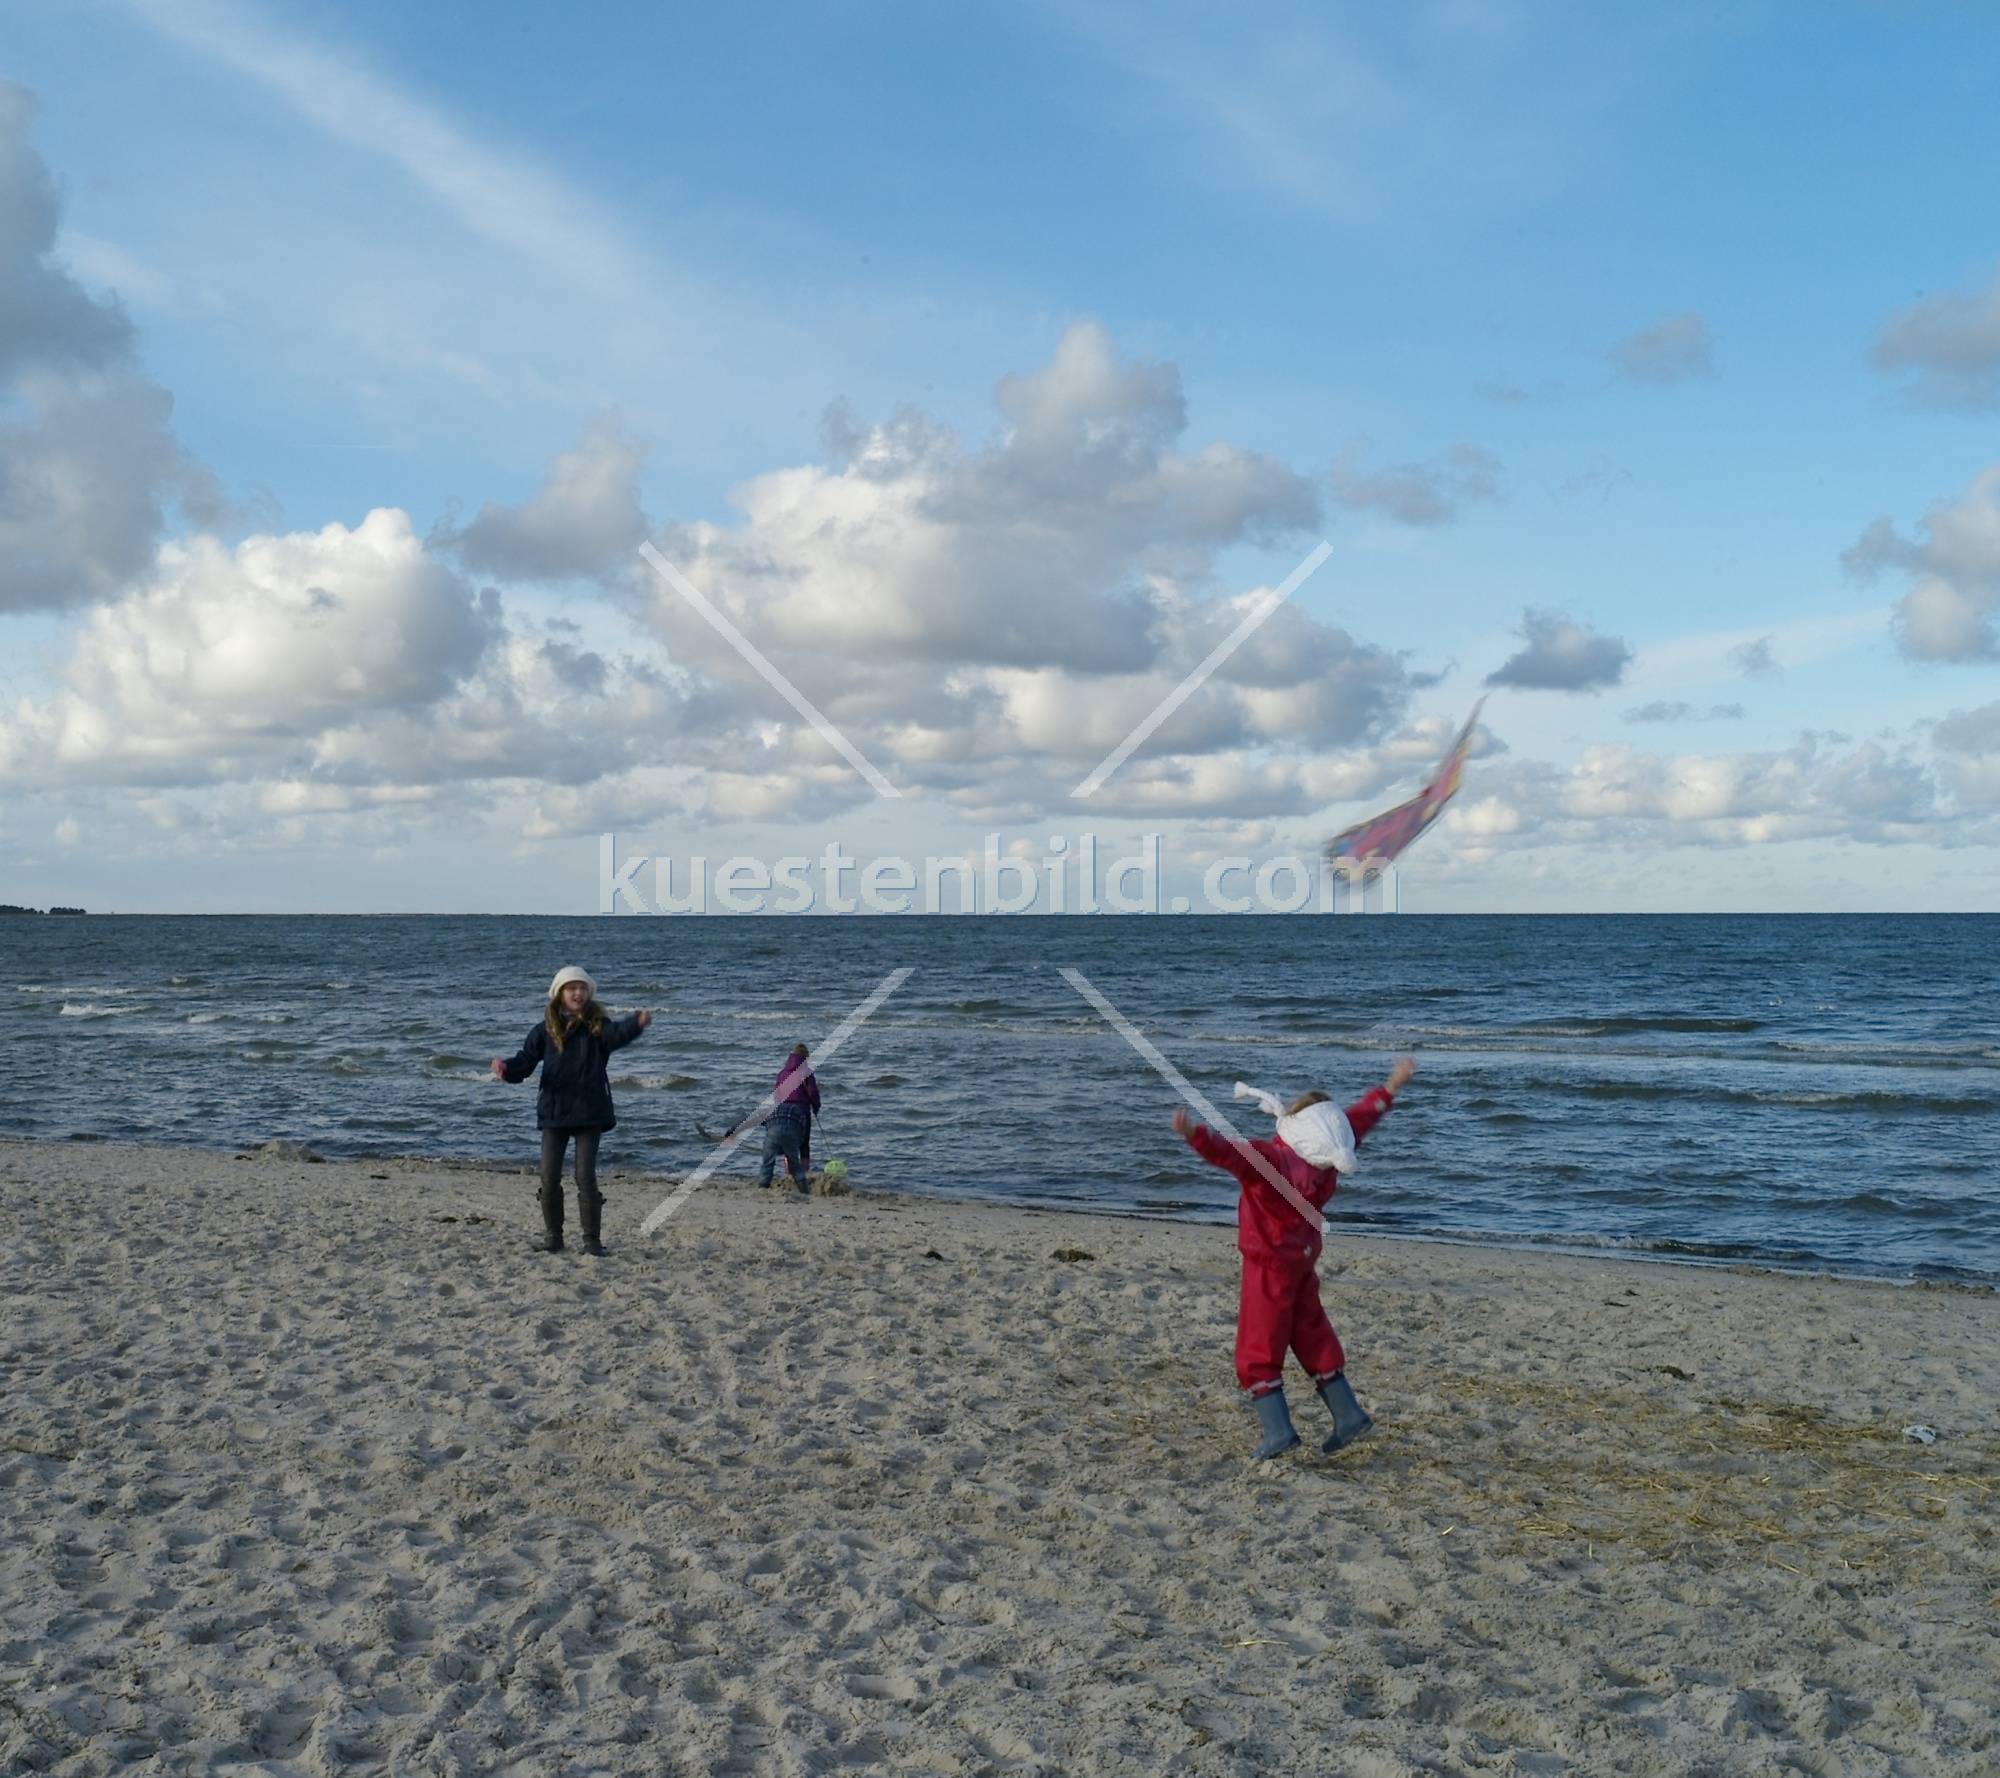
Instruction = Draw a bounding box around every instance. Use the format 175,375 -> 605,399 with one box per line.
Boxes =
2,1138 -> 1994,1777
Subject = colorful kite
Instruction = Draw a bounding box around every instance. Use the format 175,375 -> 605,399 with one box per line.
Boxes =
1322,700 -> 1483,865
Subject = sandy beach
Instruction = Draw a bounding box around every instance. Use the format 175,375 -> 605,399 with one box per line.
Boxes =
2,1138 -> 1994,1777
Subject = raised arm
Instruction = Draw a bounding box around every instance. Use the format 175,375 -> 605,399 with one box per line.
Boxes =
1173,1107 -> 1264,1188
1346,1055 -> 1416,1147
606,1010 -> 651,1052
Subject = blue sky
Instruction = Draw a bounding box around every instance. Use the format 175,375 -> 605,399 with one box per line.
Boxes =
2,0 -> 1998,912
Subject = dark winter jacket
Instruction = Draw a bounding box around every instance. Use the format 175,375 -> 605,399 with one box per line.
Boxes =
501,1012 -> 646,1130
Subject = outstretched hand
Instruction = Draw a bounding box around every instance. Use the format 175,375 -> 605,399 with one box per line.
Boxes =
1386,1055 -> 1417,1096
489,1058 -> 506,1081
1172,1107 -> 1194,1138
635,1010 -> 652,1031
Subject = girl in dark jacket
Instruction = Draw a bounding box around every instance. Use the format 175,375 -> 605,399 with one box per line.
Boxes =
491,966 -> 651,1256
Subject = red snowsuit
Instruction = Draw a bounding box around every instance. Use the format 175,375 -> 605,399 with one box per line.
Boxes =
1183,1087 -> 1395,1395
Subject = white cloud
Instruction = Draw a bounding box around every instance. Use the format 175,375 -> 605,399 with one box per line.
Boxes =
1447,728 -> 1987,853
1846,466 -> 2000,663
1934,700 -> 2000,806
1730,635 -> 1777,677
0,318 -> 1430,838
120,0 -> 646,298
442,417 -> 649,582
642,323 -> 1415,813
1623,701 -> 1746,724
1326,441 -> 1500,526
55,232 -> 184,314
1486,607 -> 1631,691
1045,0 -> 1598,228
1871,268 -> 2000,410
0,84 -> 214,612
0,509 -> 493,786
1610,311 -> 1716,386
1450,794 -> 1522,837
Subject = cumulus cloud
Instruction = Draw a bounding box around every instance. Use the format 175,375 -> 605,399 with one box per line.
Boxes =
0,314 -> 1433,836
1486,608 -> 1631,691
1845,466 -> 2000,663
1871,270 -> 2000,410
0,509 -> 495,786
1458,730 -> 1964,851
1610,311 -> 1715,386
440,416 -> 649,580
1933,700 -> 2000,806
0,83 -> 213,611
0,499 -> 846,846
1326,441 -> 1500,526
642,322 -> 1417,815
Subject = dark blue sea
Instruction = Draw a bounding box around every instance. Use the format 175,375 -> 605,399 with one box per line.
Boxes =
7,914 -> 1997,1285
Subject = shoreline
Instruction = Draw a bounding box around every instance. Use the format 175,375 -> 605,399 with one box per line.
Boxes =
26,1129 -> 2000,1293
5,1136 -> 1997,1774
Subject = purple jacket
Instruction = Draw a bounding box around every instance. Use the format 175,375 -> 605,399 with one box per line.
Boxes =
769,1055 -> 820,1120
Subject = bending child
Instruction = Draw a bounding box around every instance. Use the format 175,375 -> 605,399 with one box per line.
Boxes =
758,1042 -> 820,1192
1173,1055 -> 1416,1459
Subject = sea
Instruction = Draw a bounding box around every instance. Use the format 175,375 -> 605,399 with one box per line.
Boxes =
7,913 -> 1997,1286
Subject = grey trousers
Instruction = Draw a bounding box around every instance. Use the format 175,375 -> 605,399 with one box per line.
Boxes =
539,1127 -> 602,1238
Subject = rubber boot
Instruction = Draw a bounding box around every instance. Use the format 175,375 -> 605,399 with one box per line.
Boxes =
1250,1388 -> 1301,1460
537,1183 -> 564,1253
580,1188 -> 607,1258
1316,1371 -> 1375,1453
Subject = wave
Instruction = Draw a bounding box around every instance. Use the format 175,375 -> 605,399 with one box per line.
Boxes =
1828,1190 -> 1956,1220
1565,1080 -> 1994,1115
1571,1015 -> 1765,1035
1387,1015 -> 1766,1040
58,1001 -> 119,1019
1774,1039 -> 2000,1065
186,1011 -> 226,1024
610,1073 -> 700,1091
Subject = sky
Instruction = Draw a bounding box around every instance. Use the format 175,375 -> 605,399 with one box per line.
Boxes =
2,0 -> 1998,914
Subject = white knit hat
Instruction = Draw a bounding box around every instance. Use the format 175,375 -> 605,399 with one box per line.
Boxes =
548,965 -> 596,1002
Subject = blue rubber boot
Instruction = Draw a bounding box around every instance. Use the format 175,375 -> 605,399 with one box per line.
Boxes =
1250,1388 -> 1301,1460
1316,1371 -> 1375,1453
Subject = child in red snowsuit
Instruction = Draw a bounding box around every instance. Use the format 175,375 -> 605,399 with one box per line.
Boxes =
1174,1055 -> 1415,1459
